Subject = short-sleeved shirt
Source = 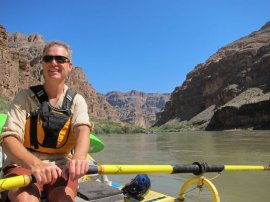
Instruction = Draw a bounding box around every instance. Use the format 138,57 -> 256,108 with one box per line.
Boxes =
1,84 -> 91,168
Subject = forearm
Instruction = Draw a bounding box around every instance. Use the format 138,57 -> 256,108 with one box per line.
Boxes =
72,125 -> 90,160
64,125 -> 90,180
2,136 -> 42,169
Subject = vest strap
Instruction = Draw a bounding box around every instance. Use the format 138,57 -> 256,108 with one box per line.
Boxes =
29,111 -> 39,149
30,85 -> 48,103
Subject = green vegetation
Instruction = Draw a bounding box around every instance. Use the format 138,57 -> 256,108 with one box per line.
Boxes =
90,117 -> 146,134
0,96 -> 10,113
91,117 -> 197,134
150,122 -> 195,132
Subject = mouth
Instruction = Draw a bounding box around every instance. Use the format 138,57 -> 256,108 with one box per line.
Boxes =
46,68 -> 61,78
48,69 -> 60,73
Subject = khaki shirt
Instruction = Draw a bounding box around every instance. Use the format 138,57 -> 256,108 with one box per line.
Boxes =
1,85 -> 92,168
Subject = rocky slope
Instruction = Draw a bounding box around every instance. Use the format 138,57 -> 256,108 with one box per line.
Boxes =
155,21 -> 270,130
105,90 -> 170,127
0,25 -> 119,121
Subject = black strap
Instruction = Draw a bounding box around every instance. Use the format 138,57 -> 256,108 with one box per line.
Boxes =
29,85 -> 47,150
30,85 -> 48,103
29,112 -> 39,149
61,89 -> 77,110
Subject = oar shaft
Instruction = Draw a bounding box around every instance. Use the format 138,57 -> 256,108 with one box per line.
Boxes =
96,165 -> 174,174
224,165 -> 270,171
87,164 -> 270,175
87,164 -> 224,175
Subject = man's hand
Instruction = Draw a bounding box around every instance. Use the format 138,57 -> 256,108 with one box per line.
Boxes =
31,162 -> 62,184
2,136 -> 62,185
63,158 -> 89,181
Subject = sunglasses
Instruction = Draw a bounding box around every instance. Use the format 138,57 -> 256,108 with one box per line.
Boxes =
42,55 -> 70,64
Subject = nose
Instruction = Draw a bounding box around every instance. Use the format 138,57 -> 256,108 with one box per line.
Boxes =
49,58 -> 58,65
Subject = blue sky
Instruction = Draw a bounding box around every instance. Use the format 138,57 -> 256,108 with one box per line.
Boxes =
1,0 -> 269,94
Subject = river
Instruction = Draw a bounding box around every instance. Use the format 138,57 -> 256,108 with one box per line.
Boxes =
93,130 -> 270,202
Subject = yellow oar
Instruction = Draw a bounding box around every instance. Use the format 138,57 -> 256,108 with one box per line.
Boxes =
0,163 -> 269,192
89,163 -> 270,175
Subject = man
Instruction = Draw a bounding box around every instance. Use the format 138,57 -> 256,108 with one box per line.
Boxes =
1,41 -> 92,201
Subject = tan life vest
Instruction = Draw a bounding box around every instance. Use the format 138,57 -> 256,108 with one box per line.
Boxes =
24,85 -> 77,154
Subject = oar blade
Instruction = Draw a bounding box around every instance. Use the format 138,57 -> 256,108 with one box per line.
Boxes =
89,133 -> 104,153
0,113 -> 7,135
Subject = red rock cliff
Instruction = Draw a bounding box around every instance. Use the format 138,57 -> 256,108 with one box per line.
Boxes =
155,21 -> 270,130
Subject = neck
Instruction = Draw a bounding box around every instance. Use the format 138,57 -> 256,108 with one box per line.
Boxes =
43,82 -> 65,99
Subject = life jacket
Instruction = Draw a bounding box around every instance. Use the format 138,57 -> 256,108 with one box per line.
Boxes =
24,85 -> 77,154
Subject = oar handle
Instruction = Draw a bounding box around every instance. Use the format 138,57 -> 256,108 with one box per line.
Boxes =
0,175 -> 35,192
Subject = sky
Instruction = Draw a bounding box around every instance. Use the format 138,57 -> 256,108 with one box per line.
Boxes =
1,0 -> 269,94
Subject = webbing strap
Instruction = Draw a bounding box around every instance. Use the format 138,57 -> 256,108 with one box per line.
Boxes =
29,112 -> 38,149
29,85 -> 46,150
62,89 -> 77,110
30,85 -> 48,103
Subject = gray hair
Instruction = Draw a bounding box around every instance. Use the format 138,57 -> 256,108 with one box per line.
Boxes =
43,41 -> 72,59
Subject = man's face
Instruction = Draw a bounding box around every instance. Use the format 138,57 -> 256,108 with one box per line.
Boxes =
42,45 -> 72,82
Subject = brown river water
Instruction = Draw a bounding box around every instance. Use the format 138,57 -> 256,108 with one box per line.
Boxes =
93,130 -> 270,202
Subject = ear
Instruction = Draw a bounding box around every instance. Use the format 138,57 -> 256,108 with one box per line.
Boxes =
68,62 -> 73,72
